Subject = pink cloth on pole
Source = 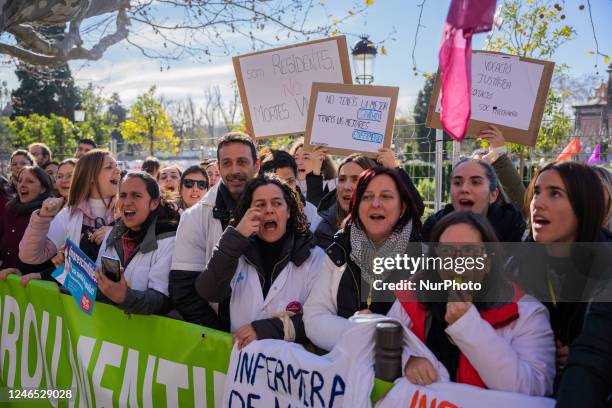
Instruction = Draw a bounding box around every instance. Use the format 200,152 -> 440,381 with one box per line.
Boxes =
439,25 -> 472,141
439,0 -> 497,142
587,143 -> 601,165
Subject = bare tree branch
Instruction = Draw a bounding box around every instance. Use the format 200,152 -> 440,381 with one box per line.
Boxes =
0,0 -> 367,66
0,1 -> 130,66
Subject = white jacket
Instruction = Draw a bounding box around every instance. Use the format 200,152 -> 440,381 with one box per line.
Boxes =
228,245 -> 326,332
96,225 -> 175,296
386,295 -> 556,397
47,207 -> 87,251
303,254 -> 359,351
171,182 -> 224,272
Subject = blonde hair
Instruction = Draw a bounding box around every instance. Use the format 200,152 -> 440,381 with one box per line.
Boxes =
67,149 -> 112,212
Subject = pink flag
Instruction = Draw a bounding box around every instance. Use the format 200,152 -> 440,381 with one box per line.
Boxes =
440,0 -> 497,142
587,143 -> 601,165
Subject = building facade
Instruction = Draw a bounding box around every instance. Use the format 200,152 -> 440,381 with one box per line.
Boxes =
573,63 -> 612,153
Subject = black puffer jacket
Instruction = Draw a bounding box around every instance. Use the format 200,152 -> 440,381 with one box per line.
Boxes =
324,226 -> 422,318
314,202 -> 339,250
556,301 -> 612,408
314,167 -> 425,249
422,201 -> 526,242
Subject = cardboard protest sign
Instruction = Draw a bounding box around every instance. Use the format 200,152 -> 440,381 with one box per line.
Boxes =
52,239 -> 97,315
304,83 -> 399,157
426,51 -> 554,146
233,36 -> 352,139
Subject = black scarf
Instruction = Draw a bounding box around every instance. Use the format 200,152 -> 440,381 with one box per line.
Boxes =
213,183 -> 237,230
9,192 -> 51,216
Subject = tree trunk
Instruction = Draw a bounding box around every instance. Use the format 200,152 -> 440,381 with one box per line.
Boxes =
519,151 -> 525,182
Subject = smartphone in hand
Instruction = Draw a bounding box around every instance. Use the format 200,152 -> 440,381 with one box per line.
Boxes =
101,256 -> 121,283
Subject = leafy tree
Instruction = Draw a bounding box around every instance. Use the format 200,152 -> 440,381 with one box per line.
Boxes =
11,25 -> 80,119
393,116 -> 418,162
10,114 -> 77,159
413,75 -> 452,161
75,84 -> 115,148
106,92 -> 128,149
0,116 -> 17,157
413,76 -> 436,162
120,86 -> 178,156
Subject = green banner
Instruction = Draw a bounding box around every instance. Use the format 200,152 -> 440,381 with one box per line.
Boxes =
0,276 -> 392,407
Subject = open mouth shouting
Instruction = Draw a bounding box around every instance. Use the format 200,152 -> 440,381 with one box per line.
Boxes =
531,214 -> 551,230
18,188 -> 30,201
457,198 -> 475,210
340,192 -> 353,206
263,220 -> 278,232
123,209 -> 137,220
368,213 -> 386,222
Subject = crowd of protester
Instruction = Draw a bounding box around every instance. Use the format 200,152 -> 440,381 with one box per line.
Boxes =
1,128 -> 611,406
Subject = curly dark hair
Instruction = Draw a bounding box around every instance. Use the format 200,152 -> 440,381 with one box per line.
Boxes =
230,174 -> 310,235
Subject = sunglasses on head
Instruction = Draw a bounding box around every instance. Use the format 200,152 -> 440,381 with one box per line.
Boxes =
183,179 -> 208,190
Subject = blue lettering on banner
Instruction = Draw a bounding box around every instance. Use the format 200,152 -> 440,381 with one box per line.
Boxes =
231,350 -> 347,407
352,129 -> 383,144
52,239 -> 97,315
357,108 -> 382,122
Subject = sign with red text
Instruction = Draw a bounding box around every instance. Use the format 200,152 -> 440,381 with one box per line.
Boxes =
377,379 -> 555,408
233,36 -> 352,139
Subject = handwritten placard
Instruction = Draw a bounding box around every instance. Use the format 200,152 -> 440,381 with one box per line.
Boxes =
233,36 -> 352,139
304,83 -> 399,157
426,51 -> 554,146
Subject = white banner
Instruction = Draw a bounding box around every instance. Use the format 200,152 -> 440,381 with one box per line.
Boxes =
222,314 -> 555,408
376,379 -> 555,408
222,316 -> 396,408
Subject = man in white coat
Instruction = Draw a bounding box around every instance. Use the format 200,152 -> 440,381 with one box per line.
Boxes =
169,133 -> 259,328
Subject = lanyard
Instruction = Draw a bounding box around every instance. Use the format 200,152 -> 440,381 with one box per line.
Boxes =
547,277 -> 557,307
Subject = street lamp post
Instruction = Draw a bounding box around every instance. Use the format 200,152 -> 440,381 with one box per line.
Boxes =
351,35 -> 377,85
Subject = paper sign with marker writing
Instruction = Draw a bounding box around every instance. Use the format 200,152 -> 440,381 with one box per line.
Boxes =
233,36 -> 352,139
427,51 -> 554,146
304,83 -> 399,157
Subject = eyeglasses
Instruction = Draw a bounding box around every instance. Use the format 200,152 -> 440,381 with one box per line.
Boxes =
183,179 -> 208,190
434,244 -> 487,258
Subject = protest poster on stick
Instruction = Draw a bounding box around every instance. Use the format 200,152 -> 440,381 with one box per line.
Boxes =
304,83 -> 399,157
426,51 -> 555,146
233,36 -> 352,139
52,239 -> 98,315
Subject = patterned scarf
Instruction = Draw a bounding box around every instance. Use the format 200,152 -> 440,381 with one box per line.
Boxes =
76,197 -> 117,227
350,220 -> 413,284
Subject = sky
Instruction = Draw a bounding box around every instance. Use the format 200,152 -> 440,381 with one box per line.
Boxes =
0,0 -> 611,115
